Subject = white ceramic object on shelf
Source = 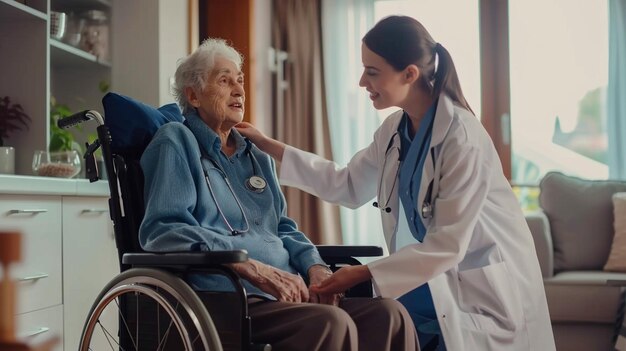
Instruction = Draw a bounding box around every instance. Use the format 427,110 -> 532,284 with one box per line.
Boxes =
0,147 -> 15,174
50,12 -> 67,40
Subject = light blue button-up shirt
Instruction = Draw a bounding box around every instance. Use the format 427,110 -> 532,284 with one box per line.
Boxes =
139,111 -> 325,298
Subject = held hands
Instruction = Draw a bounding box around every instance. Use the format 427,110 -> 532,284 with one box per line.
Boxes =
307,265 -> 341,306
231,259 -> 309,302
310,265 -> 372,296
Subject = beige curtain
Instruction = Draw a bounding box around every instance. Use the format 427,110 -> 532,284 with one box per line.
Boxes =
272,0 -> 342,244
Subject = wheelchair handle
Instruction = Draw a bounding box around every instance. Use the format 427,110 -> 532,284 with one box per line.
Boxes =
57,110 -> 104,129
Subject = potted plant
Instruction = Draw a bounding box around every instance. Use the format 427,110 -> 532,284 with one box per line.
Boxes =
0,96 -> 31,174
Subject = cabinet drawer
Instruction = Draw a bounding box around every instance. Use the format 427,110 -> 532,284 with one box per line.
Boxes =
0,195 -> 63,314
16,304 -> 64,351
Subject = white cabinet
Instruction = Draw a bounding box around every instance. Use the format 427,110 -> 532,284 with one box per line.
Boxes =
0,195 -> 63,315
0,178 -> 114,351
62,196 -> 117,351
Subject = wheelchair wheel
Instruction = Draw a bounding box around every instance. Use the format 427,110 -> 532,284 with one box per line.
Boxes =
79,268 -> 223,351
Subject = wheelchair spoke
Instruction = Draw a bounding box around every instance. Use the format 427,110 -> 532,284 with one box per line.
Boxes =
136,292 -> 139,350
115,297 -> 138,350
156,301 -> 179,351
98,320 -> 124,351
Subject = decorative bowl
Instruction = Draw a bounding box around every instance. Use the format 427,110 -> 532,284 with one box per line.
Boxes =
32,150 -> 81,178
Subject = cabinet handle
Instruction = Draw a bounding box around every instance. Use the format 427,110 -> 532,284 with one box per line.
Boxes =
19,327 -> 50,338
18,273 -> 49,282
8,209 -> 48,215
81,209 -> 108,214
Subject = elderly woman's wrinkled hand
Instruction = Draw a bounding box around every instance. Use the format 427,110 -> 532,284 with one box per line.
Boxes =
232,259 -> 309,303
307,265 -> 342,306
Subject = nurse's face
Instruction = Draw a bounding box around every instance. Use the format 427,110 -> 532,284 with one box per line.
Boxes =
191,56 -> 245,131
358,43 -> 412,110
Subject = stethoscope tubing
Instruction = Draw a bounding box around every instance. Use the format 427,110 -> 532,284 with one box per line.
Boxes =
374,132 -> 435,219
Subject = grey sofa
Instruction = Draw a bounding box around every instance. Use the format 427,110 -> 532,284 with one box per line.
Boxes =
526,172 -> 626,350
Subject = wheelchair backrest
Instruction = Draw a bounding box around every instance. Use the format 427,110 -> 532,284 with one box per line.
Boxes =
100,92 -> 184,271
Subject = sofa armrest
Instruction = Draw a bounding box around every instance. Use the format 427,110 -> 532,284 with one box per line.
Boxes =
526,210 -> 554,278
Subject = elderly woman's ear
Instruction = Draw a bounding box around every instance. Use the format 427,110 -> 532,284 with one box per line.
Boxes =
184,86 -> 200,108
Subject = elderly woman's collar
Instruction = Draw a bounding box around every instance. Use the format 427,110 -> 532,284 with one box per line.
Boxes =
184,111 -> 247,156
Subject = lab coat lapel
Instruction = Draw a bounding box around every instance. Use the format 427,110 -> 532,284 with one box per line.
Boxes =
417,96 -> 454,226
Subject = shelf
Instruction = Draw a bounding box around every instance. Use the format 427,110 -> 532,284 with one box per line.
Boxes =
52,0 -> 110,12
50,39 -> 111,69
0,0 -> 46,21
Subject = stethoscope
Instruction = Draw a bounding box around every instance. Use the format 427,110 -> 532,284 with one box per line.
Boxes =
196,136 -> 267,236
372,131 -> 435,219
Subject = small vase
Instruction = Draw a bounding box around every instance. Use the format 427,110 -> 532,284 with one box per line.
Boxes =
0,146 -> 15,174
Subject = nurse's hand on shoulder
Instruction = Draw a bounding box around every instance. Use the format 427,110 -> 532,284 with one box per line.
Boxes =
235,122 -> 286,161
235,122 -> 265,144
310,265 -> 372,295
307,264 -> 341,306
231,259 -> 309,302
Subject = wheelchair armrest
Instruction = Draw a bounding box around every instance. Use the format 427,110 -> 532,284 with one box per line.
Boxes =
316,245 -> 383,258
316,245 -> 383,298
317,245 -> 383,272
122,250 -> 248,266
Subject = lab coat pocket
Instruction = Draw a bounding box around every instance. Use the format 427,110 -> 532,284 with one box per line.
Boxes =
457,261 -> 524,334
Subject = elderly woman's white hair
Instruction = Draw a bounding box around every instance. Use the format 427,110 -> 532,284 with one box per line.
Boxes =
173,38 -> 243,114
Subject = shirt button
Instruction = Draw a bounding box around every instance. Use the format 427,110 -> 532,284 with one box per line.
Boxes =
410,216 -> 414,221
254,219 -> 261,225
406,191 -> 410,195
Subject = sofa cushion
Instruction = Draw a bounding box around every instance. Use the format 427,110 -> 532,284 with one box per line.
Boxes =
539,172 -> 626,271
605,193 -> 626,271
544,271 -> 626,323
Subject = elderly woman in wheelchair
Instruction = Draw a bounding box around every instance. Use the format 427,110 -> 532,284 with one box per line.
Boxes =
124,38 -> 418,351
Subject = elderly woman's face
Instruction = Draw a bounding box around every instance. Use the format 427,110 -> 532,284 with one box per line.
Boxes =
194,56 -> 245,129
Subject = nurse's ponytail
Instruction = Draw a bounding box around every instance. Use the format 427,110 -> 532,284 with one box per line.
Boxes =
432,42 -> 474,115
363,16 -> 474,115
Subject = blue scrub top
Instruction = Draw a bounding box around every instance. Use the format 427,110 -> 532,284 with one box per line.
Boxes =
396,101 -> 445,349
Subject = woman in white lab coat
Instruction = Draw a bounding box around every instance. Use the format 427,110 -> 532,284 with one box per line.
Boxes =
237,15 -> 555,350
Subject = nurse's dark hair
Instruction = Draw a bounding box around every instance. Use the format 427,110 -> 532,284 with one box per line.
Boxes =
363,16 -> 474,115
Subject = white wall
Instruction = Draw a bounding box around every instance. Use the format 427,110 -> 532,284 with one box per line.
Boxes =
158,0 -> 188,105
111,0 -> 188,107
253,0 -> 273,136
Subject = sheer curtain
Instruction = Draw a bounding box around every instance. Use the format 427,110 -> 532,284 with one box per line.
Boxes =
608,0 -> 626,180
321,0 -> 387,252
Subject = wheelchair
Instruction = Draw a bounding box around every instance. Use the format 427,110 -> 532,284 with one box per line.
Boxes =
61,94 -> 383,351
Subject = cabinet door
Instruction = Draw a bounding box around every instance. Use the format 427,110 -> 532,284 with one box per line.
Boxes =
0,195 -> 63,314
62,196 -> 118,351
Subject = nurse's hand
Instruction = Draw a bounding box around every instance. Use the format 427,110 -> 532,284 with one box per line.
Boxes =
230,259 -> 309,302
310,265 -> 372,295
235,122 -> 286,162
307,264 -> 341,306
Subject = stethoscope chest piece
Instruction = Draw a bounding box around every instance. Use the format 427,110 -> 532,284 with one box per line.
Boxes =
421,202 -> 433,219
246,175 -> 267,193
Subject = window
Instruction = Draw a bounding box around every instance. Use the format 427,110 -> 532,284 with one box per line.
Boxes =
374,0 -> 481,121
509,0 -> 609,185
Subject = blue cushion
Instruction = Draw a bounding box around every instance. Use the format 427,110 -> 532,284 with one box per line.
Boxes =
102,92 -> 184,154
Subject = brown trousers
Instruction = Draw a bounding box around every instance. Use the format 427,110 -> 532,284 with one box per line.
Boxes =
249,297 -> 418,351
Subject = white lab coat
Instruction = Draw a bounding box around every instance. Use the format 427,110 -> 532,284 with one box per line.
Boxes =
279,95 -> 555,350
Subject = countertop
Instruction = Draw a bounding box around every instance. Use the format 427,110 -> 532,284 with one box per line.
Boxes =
0,174 -> 110,196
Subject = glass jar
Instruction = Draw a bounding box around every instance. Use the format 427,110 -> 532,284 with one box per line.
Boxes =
79,10 -> 109,61
32,150 -> 81,178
